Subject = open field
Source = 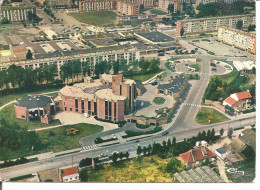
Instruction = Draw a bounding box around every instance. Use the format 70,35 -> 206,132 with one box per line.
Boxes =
69,11 -> 117,26
150,9 -> 167,15
129,73 -> 157,82
0,103 -> 61,130
189,64 -> 201,72
0,88 -> 59,107
88,156 -> 174,182
0,123 -> 103,160
195,107 -> 229,125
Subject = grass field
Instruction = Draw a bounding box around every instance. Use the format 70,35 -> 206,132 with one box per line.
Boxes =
158,72 -> 167,80
88,156 -> 174,182
195,107 -> 229,125
0,88 -> 59,107
0,123 -> 103,160
189,64 -> 201,72
69,11 -> 117,26
153,97 -> 166,104
129,73 -> 157,82
150,9 -> 167,15
165,62 -> 175,72
0,103 -> 61,130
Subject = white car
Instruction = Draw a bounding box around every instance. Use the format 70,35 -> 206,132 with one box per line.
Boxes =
84,113 -> 89,118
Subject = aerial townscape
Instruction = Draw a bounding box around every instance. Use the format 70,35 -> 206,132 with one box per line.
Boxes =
0,0 -> 257,185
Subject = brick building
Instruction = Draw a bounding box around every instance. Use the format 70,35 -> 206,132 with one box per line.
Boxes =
15,95 -> 55,124
57,74 -> 136,121
60,167 -> 79,182
217,26 -> 256,54
79,0 -> 117,11
45,0 -> 72,8
176,14 -> 255,36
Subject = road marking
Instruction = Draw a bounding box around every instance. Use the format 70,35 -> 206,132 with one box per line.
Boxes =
184,103 -> 201,107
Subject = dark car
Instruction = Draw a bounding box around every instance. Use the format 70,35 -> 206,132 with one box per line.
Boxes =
161,131 -> 169,136
151,81 -> 158,86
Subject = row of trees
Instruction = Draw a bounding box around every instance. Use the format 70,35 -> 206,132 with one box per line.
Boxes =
136,128 -> 221,159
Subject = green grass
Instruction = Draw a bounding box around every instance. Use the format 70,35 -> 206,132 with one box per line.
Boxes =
69,11 -> 117,26
189,64 -> 201,72
136,123 -> 150,129
150,9 -> 167,15
0,103 -> 61,130
88,156 -> 174,182
153,97 -> 166,104
129,73 -> 157,82
195,107 -> 229,125
0,123 -> 103,160
165,62 -> 175,72
157,72 -> 167,80
0,88 -> 59,107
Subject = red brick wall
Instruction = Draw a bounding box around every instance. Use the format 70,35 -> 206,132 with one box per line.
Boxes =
117,100 -> 125,121
97,98 -> 105,119
15,105 -> 28,121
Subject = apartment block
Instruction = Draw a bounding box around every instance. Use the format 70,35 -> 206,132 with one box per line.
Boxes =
124,0 -> 155,7
218,26 -> 256,54
158,0 -> 181,13
117,0 -> 139,15
79,0 -> 117,11
176,14 -> 255,36
45,0 -> 72,8
0,4 -> 36,22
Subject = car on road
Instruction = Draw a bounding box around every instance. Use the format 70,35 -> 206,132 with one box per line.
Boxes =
212,68 -> 217,71
99,153 -> 107,158
151,81 -> 158,86
135,140 -> 139,143
185,64 -> 189,66
161,131 -> 169,136
111,151 -> 119,155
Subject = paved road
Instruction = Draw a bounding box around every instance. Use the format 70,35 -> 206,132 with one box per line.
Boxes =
0,52 -> 255,180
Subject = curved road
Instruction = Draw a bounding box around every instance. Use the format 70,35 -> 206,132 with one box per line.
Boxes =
0,53 -> 255,181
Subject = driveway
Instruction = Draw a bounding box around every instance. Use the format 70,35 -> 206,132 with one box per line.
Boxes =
54,112 -> 118,132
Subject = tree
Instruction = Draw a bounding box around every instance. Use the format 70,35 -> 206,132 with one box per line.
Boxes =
147,144 -> 152,155
26,49 -> 33,60
211,129 -> 215,141
137,146 -> 142,156
79,168 -> 88,182
236,20 -> 243,30
172,137 -> 176,146
113,61 -> 120,74
112,153 -> 118,163
44,179 -> 54,182
168,3 -> 174,15
165,158 -> 184,174
202,157 -> 209,166
227,128 -> 233,139
220,128 -> 224,137
180,27 -> 185,37
139,4 -> 144,13
1,17 -> 10,24
119,152 -> 124,160
125,151 -> 129,159
143,146 -> 147,156
248,24 -> 256,32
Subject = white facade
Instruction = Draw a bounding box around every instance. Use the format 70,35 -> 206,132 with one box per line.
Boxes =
62,173 -> 79,182
233,60 -> 255,71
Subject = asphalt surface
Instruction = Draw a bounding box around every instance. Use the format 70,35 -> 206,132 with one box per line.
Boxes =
0,51 -> 255,181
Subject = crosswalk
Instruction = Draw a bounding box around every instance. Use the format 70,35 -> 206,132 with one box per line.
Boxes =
81,144 -> 97,151
184,103 -> 201,107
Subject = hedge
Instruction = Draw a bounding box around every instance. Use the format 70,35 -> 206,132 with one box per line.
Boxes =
10,174 -> 34,182
123,126 -> 162,138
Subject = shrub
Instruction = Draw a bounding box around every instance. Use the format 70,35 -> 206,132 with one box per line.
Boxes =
10,174 -> 34,182
65,128 -> 79,136
124,126 -> 162,138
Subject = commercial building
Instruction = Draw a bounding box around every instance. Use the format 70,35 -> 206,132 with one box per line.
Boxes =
218,27 -> 256,54
179,147 -> 217,168
174,166 -> 223,183
176,14 -> 255,36
223,91 -> 252,110
117,0 -> 139,15
233,60 -> 255,71
134,31 -> 175,44
0,4 -> 36,22
158,0 -> 181,14
116,14 -> 156,23
15,95 -> 56,124
156,75 -> 188,98
57,74 -> 136,121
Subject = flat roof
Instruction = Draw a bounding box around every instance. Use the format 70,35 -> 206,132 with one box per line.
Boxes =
135,31 -> 174,43
16,95 -> 53,109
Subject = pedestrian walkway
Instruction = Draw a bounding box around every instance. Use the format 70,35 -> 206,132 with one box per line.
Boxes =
81,144 -> 98,151
184,103 -> 201,107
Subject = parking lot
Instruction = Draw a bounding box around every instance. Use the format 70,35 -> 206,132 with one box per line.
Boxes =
192,39 -> 246,57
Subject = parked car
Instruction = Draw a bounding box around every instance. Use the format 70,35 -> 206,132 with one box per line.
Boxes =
161,131 -> 169,136
151,81 -> 158,86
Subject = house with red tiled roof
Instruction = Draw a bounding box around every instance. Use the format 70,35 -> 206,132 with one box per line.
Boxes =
178,147 -> 217,169
223,91 -> 252,109
60,166 -> 79,182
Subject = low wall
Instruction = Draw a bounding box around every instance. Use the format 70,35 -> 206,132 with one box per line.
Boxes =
205,99 -> 225,112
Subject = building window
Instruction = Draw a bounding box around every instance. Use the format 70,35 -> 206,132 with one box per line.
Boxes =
65,107 -> 67,111
120,84 -> 122,95
70,108 -> 72,111
94,102 -> 97,115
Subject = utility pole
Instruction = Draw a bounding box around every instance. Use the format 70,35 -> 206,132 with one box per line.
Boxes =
72,155 -> 73,167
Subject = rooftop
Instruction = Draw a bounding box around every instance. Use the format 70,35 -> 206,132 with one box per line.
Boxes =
235,91 -> 252,100
239,129 -> 256,151
61,167 -> 78,178
135,31 -> 175,43
16,95 -> 53,109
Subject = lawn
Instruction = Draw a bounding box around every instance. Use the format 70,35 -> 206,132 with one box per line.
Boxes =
189,64 -> 201,72
0,123 -> 103,160
69,11 -> 117,26
150,9 -> 167,15
153,97 -> 166,104
157,72 -> 167,80
0,103 -> 61,130
0,88 -> 59,107
129,73 -> 157,82
88,156 -> 174,182
165,62 -> 175,72
195,107 -> 229,125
